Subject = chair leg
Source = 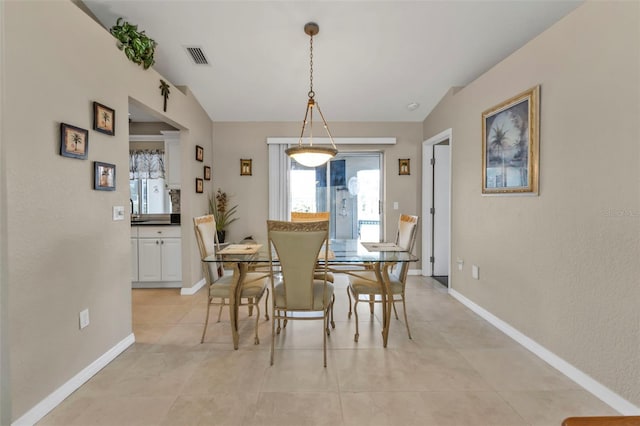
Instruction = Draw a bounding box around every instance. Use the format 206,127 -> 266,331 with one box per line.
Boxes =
369,294 -> 375,315
200,297 -> 212,343
353,293 -> 360,342
216,300 -> 224,322
264,288 -> 270,321
392,300 -> 399,320
330,294 -> 335,329
270,309 -> 276,365
277,316 -> 281,334
401,296 -> 412,340
347,287 -> 353,319
248,297 -> 254,316
253,302 -> 260,345
323,311 -> 328,368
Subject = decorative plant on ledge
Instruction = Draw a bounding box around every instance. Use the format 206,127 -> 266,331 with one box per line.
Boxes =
110,18 -> 157,70
208,188 -> 238,243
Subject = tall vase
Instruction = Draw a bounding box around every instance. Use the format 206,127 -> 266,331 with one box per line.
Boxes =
217,230 -> 226,244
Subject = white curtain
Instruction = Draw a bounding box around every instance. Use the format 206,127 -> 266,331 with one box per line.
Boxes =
268,144 -> 290,221
129,149 -> 165,179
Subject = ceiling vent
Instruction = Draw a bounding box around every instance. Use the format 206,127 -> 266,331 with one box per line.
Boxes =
184,46 -> 209,65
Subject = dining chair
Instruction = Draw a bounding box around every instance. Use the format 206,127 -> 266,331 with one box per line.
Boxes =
290,211 -> 335,284
346,214 -> 419,342
193,214 -> 269,345
267,220 -> 335,367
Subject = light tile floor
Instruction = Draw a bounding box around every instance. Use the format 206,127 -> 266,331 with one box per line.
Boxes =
38,275 -> 617,425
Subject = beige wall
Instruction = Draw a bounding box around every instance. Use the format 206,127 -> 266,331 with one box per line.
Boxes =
0,1 -> 10,422
4,1 -> 212,419
423,1 -> 640,406
211,121 -> 423,258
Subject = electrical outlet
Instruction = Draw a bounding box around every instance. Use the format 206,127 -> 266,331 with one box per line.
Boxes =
113,206 -> 125,221
472,265 -> 479,280
79,309 -> 90,329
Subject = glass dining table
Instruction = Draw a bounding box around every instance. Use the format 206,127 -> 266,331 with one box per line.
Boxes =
203,239 -> 419,349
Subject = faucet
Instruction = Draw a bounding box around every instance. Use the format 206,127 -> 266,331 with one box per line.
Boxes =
130,199 -> 138,220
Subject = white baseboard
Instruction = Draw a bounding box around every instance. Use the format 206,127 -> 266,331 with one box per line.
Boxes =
408,269 -> 421,276
449,289 -> 640,416
12,333 -> 135,426
180,278 -> 206,296
132,281 -> 181,289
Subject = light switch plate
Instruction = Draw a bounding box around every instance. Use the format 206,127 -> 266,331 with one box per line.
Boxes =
113,206 -> 125,221
393,202 -> 399,210
472,265 -> 479,280
79,309 -> 90,329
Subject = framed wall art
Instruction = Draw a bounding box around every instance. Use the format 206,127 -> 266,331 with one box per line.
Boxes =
398,158 -> 410,175
93,102 -> 115,136
60,123 -> 89,159
204,165 -> 211,180
482,85 -> 539,195
195,177 -> 204,193
240,159 -> 252,176
195,145 -> 204,162
94,161 -> 116,191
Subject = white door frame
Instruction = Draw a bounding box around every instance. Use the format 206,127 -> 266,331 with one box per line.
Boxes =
421,129 -> 452,278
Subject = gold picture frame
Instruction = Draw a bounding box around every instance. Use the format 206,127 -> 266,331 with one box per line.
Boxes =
398,159 -> 410,175
240,159 -> 252,176
482,85 -> 539,195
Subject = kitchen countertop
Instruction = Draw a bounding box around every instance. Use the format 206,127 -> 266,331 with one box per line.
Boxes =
131,221 -> 180,226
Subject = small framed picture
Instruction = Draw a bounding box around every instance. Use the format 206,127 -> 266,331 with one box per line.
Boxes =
60,123 -> 89,159
195,145 -> 204,162
93,102 -> 115,136
240,159 -> 252,176
204,165 -> 211,180
94,161 -> 116,191
195,177 -> 204,193
399,158 -> 410,175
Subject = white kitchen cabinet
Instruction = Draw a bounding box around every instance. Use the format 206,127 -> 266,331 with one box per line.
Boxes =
162,130 -> 181,189
133,225 -> 182,286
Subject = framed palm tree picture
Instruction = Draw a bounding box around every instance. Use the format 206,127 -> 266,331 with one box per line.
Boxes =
60,123 -> 89,159
93,102 -> 115,136
482,85 -> 539,195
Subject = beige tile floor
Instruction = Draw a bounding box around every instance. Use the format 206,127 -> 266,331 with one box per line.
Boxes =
39,275 -> 617,426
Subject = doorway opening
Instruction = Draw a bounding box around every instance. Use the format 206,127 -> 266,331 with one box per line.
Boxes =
422,129 -> 452,288
290,152 -> 383,241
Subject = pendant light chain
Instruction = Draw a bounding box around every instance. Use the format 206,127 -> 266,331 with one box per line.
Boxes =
286,22 -> 337,168
308,34 -> 315,99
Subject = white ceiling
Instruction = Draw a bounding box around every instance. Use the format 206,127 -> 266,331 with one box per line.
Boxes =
84,0 -> 582,123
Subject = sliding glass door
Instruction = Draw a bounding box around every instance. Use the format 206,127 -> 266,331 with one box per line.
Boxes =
290,152 -> 383,241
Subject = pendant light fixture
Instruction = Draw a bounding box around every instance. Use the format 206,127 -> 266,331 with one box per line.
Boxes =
285,22 -> 338,168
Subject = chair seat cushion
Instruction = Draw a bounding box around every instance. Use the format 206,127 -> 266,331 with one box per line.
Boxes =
313,271 -> 334,283
348,271 -> 402,295
209,273 -> 268,299
273,280 -> 334,310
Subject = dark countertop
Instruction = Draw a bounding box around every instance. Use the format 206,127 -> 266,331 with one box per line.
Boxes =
131,221 -> 180,226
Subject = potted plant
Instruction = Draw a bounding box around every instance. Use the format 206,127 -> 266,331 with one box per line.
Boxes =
208,188 -> 238,243
110,18 -> 157,70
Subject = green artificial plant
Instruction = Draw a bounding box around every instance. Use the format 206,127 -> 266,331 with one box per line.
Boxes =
208,188 -> 238,233
110,18 -> 157,70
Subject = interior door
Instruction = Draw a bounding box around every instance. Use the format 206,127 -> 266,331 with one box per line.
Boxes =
433,144 -> 450,276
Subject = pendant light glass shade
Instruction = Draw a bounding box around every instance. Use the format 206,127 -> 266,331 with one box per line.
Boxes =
286,22 -> 338,168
